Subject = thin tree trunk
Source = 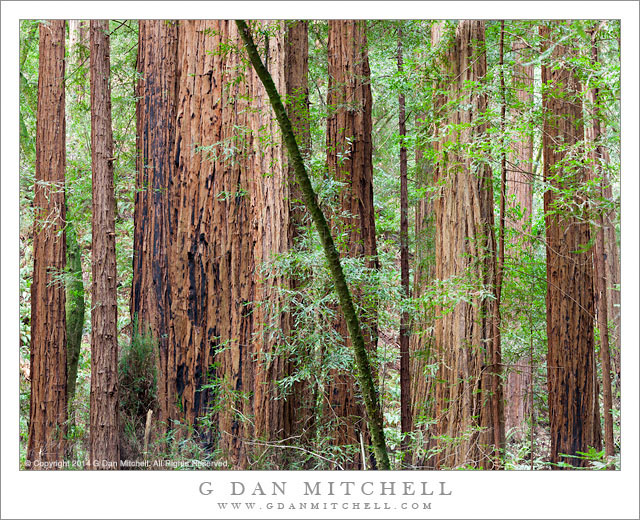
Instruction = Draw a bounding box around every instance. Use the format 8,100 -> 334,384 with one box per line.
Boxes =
541,21 -> 601,468
89,19 -> 119,470
324,19 -> 379,470
397,24 -> 411,450
491,20 -> 507,467
27,19 -> 67,469
236,19 -> 391,471
586,23 -> 615,462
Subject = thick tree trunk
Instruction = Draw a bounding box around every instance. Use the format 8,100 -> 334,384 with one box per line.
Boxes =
504,38 -> 534,442
409,125 -> 437,467
89,20 -> 119,470
167,21 -> 293,467
27,19 -> 67,469
132,19 -> 179,431
430,21 -> 502,469
541,22 -> 602,468
325,20 -> 378,469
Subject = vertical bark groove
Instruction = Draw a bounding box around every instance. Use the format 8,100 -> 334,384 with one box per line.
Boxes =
325,20 -> 378,469
429,21 -> 502,469
541,22 -> 601,468
89,19 -> 119,469
28,19 -> 67,468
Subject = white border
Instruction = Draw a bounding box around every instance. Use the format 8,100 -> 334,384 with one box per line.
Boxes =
2,2 -> 638,519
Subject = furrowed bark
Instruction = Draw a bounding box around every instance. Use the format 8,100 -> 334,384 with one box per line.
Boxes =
167,21 -> 294,468
236,19 -> 391,471
541,21 -> 602,468
283,20 -> 315,445
89,19 -> 119,470
325,19 -> 379,469
429,21 -> 502,469
133,19 -> 179,431
504,35 -> 535,443
27,19 -> 67,469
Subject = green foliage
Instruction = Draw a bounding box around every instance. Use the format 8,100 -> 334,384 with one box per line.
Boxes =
119,320 -> 158,418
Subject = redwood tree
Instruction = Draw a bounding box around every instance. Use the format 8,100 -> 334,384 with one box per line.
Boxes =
428,21 -> 502,469
541,21 -> 602,468
132,19 -> 179,430
325,19 -> 378,469
165,20 -> 295,467
89,19 -> 119,469
27,19 -> 67,468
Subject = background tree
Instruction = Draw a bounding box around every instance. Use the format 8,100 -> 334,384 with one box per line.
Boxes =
27,19 -> 67,468
503,35 -> 535,442
65,18 -> 87,426
89,19 -> 119,469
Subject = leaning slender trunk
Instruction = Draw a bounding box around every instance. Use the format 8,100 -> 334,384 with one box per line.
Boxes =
236,19 -> 391,471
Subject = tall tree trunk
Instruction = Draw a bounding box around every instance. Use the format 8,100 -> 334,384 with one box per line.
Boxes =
167,21 -> 294,468
504,37 -> 535,443
27,19 -> 67,469
541,21 -> 602,468
132,19 -> 179,432
89,19 -> 119,470
283,20 -> 315,445
397,23 -> 411,450
325,19 -> 378,469
430,21 -> 502,469
586,23 -> 615,461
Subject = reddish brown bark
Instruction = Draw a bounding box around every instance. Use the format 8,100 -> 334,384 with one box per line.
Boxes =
325,20 -> 378,469
409,127 -> 437,467
541,22 -> 602,468
132,20 -> 179,430
284,20 -> 315,443
429,21 -> 502,469
166,21 -> 294,467
27,19 -> 67,468
88,19 -> 119,469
